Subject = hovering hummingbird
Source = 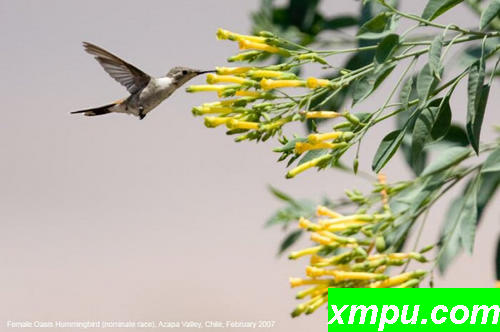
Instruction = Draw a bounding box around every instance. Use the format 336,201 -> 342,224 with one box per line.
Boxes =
71,42 -> 214,120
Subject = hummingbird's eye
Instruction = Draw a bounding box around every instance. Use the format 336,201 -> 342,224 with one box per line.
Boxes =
182,70 -> 188,75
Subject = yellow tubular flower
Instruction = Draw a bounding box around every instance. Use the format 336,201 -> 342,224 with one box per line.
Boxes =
368,270 -> 426,288
261,78 -> 306,90
192,106 -> 234,116
317,230 -> 358,244
316,205 -> 343,218
294,142 -> 337,154
395,279 -> 421,288
238,39 -> 289,55
234,90 -> 262,97
310,233 -> 334,245
307,267 -> 384,281
496,281 -> 500,288
319,214 -> 375,226
204,117 -> 231,128
305,111 -> 342,119
286,154 -> 331,179
306,77 -> 335,89
248,69 -> 283,78
289,246 -> 323,260
260,118 -> 288,131
308,131 -> 353,144
186,85 -> 229,93
332,271 -> 386,282
305,294 -> 328,315
296,285 -> 327,299
289,277 -> 330,288
216,66 -> 252,75
298,217 -> 320,231
216,28 -> 266,43
206,74 -> 249,85
226,119 -> 259,130
248,70 -> 296,79
291,303 -> 307,318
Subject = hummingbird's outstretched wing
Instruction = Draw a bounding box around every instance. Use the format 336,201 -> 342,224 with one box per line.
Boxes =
83,42 -> 151,94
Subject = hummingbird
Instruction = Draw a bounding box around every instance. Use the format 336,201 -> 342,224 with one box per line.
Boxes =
71,42 -> 214,120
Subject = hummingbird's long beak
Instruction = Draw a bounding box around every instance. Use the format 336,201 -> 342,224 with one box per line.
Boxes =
197,70 -> 216,75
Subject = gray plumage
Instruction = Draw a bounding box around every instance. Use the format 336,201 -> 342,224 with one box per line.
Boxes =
72,42 -> 214,119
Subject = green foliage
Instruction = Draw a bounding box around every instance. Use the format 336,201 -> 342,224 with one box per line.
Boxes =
196,0 -> 500,288
438,174 -> 481,271
421,0 -> 464,21
357,12 -> 398,39
466,48 -> 488,154
480,0 -> 500,30
372,129 -> 406,172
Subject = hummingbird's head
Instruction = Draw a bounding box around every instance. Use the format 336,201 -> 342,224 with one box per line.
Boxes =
166,67 -> 215,86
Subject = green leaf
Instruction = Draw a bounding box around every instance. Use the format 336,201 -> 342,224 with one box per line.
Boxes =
399,76 -> 413,110
372,129 -> 406,172
430,98 -> 452,140
421,146 -> 471,176
441,124 -> 469,147
438,197 -> 463,272
429,35 -> 443,79
477,171 -> 500,221
375,33 -> 399,64
458,176 -> 481,253
278,230 -> 303,255
438,174 -> 481,272
416,63 -> 438,106
480,0 -> 500,30
467,83 -> 490,154
466,53 -> 487,154
323,16 -> 358,30
268,186 -> 296,205
482,148 -> 500,173
352,63 -> 396,105
422,0 -> 464,21
410,98 -> 451,171
356,12 -> 398,39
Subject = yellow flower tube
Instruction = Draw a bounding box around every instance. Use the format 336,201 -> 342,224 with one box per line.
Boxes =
316,205 -> 343,218
289,277 -> 330,288
216,66 -> 252,75
234,90 -> 263,97
261,78 -> 306,90
186,85 -> 229,93
305,111 -> 342,119
308,131 -> 353,144
206,74 -> 249,85
204,117 -> 231,128
239,39 -> 289,55
288,246 -> 323,260
216,28 -> 267,43
192,106 -> 234,116
226,119 -> 259,130
286,154 -> 331,179
295,142 -> 337,154
306,77 -> 336,89
368,270 -> 426,288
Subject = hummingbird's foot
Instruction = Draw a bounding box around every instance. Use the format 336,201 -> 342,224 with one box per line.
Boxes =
138,106 -> 145,120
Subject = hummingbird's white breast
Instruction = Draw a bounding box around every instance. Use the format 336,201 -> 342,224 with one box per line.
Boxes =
137,76 -> 176,114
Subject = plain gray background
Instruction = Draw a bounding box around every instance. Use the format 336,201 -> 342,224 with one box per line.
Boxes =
1,1 -> 499,331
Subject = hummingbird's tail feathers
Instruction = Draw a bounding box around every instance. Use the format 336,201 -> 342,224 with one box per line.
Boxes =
71,102 -> 116,116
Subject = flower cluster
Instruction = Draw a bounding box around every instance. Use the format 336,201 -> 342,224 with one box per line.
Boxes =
288,203 -> 428,317
186,29 -> 362,171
